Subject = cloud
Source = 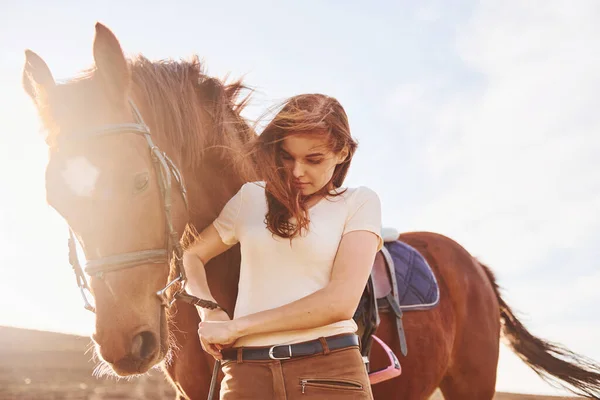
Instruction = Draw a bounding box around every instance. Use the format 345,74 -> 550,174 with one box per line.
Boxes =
415,5 -> 441,23
384,0 -> 600,395
386,0 -> 600,276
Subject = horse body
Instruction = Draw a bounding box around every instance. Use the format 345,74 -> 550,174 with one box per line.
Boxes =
22,24 -> 600,400
369,232 -> 501,400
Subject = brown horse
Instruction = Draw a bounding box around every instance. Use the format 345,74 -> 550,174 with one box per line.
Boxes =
22,24 -> 600,400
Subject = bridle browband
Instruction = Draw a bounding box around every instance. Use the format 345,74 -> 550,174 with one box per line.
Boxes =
63,99 -> 221,313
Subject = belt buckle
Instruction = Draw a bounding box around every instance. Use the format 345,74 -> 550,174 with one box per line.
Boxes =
268,344 -> 292,360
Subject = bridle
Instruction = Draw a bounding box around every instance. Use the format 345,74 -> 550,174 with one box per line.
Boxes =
63,99 -> 221,313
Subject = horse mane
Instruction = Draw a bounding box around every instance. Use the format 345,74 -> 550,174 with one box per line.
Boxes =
40,54 -> 255,174
129,54 -> 255,170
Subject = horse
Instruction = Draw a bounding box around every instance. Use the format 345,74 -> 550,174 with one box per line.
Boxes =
22,23 -> 600,400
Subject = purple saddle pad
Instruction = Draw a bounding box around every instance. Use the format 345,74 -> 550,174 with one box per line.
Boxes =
384,240 -> 440,311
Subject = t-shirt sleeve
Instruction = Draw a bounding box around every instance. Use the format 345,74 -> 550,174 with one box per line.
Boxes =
343,187 -> 384,251
212,184 -> 245,246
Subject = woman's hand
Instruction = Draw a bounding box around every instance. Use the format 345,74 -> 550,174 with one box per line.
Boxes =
197,309 -> 237,360
198,320 -> 239,345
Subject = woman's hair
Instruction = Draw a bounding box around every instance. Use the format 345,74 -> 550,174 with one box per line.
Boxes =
247,93 -> 358,239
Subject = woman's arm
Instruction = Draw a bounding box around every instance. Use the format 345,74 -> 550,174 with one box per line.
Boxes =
183,181 -> 245,319
183,223 -> 233,320
185,184 -> 247,358
183,223 -> 235,359
197,229 -> 380,345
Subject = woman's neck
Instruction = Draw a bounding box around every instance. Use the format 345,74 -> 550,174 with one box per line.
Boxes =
300,184 -> 337,208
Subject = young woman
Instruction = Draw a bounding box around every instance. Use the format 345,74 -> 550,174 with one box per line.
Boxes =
183,93 -> 383,399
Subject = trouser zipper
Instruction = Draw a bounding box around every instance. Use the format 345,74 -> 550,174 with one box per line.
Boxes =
300,378 -> 363,394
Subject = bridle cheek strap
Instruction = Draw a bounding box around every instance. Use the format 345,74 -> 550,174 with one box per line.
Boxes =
65,99 -> 221,313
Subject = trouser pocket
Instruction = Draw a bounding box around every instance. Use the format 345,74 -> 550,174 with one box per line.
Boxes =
300,378 -> 363,394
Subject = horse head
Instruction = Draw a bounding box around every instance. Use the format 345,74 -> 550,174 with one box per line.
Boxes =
22,23 -> 254,377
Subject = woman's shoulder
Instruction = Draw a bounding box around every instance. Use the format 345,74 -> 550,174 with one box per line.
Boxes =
233,181 -> 266,203
334,185 -> 380,204
240,181 -> 266,194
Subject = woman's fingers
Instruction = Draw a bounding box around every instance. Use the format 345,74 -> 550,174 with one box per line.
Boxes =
200,336 -> 223,360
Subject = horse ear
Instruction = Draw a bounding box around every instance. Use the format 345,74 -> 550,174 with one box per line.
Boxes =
92,22 -> 130,98
22,50 -> 55,103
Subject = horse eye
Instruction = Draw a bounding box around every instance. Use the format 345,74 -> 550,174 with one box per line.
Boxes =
133,172 -> 150,193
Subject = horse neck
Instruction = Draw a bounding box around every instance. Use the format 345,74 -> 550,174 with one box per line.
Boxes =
160,103 -> 255,230
184,157 -> 248,229
129,76 -> 255,229
178,109 -> 254,315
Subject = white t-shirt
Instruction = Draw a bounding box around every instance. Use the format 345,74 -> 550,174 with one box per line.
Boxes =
213,181 -> 383,347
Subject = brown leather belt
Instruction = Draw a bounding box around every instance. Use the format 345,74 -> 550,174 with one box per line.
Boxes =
221,334 -> 359,362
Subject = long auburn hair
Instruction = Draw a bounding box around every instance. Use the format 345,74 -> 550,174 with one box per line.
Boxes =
248,93 -> 358,239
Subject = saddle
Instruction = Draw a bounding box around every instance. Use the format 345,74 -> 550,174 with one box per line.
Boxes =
353,228 -> 440,384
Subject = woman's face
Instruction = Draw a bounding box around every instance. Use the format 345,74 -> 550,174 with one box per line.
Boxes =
280,132 -> 347,196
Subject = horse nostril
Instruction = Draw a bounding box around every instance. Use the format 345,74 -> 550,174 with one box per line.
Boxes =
131,331 -> 157,361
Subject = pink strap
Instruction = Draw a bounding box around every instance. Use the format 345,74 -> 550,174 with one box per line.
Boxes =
368,335 -> 402,385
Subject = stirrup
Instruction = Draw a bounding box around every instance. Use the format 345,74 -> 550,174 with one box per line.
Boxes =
368,335 -> 402,385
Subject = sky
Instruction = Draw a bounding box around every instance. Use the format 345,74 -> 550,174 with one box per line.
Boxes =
1,0 -> 599,396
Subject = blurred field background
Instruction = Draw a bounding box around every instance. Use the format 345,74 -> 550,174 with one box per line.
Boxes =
0,326 -> 174,400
